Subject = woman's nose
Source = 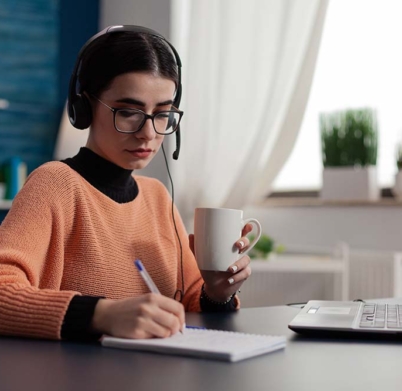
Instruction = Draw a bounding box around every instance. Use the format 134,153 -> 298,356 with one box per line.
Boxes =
136,118 -> 156,140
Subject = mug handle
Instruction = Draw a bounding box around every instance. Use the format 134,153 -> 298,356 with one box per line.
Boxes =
240,218 -> 262,257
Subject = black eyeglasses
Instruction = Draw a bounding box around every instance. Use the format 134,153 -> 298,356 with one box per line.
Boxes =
92,96 -> 183,135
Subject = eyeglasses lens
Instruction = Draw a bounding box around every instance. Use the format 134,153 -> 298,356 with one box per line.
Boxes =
115,110 -> 181,134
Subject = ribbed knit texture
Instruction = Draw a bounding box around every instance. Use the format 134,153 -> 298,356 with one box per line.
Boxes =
0,162 -> 204,340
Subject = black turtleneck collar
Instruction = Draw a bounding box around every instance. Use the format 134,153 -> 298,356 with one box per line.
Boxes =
61,147 -> 139,204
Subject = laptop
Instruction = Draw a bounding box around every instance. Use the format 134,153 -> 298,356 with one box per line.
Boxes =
288,300 -> 402,338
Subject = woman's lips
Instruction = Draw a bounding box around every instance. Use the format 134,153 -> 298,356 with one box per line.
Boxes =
126,148 -> 153,158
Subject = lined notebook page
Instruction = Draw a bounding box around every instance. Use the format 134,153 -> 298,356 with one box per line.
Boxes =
102,328 -> 286,362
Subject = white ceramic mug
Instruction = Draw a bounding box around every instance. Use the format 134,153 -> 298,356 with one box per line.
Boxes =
194,207 -> 262,271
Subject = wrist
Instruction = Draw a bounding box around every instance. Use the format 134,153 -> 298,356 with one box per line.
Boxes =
90,299 -> 113,335
202,283 -> 233,304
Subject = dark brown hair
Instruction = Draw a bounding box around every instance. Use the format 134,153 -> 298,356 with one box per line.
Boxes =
79,32 -> 179,97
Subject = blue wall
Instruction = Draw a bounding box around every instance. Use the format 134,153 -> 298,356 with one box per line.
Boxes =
0,0 -> 99,222
0,0 -> 99,174
59,0 -> 100,113
0,0 -> 60,173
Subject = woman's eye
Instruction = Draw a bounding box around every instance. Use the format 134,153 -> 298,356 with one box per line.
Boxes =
156,113 -> 170,119
119,110 -> 138,118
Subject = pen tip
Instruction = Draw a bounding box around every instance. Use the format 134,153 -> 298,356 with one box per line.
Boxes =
134,259 -> 143,271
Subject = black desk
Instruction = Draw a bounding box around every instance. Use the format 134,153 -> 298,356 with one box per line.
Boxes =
1,305 -> 401,391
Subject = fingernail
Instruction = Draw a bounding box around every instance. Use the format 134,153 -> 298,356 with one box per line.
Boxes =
238,241 -> 245,248
181,322 -> 186,334
230,265 -> 238,273
228,278 -> 235,285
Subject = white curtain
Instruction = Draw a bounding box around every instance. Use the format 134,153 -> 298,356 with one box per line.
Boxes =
53,104 -> 89,160
171,0 -> 328,228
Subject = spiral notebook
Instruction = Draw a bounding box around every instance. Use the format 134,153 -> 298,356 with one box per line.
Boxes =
101,328 -> 286,362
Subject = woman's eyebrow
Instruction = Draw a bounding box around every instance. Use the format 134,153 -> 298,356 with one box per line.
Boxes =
115,98 -> 174,107
115,97 -> 145,106
156,99 -> 174,107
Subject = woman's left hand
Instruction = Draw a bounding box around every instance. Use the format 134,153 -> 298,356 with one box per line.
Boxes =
189,223 -> 253,302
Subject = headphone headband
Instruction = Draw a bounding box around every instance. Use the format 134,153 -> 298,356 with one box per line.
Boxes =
67,25 -> 182,160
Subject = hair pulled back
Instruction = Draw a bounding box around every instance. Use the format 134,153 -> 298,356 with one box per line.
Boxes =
78,32 -> 179,97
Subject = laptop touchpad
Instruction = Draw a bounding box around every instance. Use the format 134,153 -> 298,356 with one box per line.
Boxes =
316,307 -> 351,315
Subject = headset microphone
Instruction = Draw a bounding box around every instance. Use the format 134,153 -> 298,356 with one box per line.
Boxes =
172,126 -> 181,160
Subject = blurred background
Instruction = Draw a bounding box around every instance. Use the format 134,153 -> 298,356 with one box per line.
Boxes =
1,0 -> 402,306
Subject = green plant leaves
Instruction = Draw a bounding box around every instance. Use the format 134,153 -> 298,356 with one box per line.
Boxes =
248,234 -> 284,260
320,108 -> 378,167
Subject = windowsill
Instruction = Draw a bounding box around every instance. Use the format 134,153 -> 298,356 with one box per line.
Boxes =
0,200 -> 12,210
259,197 -> 402,207
259,188 -> 401,207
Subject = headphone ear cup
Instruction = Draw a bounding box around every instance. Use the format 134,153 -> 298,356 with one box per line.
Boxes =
69,95 -> 92,129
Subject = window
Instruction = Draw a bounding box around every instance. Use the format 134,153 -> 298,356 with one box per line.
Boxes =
272,0 -> 402,191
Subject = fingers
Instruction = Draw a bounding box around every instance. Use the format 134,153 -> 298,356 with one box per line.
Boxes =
150,293 -> 185,327
241,223 -> 253,236
138,306 -> 182,338
235,236 -> 250,253
227,255 -> 251,276
143,294 -> 185,335
227,264 -> 252,286
236,223 -> 254,253
134,313 -> 176,339
106,293 -> 186,340
201,256 -> 251,302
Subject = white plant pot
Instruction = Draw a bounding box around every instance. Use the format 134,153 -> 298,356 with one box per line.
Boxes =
321,166 -> 379,201
392,171 -> 402,200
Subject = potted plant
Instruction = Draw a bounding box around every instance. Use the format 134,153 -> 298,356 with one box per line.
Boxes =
320,107 -> 379,200
248,233 -> 285,260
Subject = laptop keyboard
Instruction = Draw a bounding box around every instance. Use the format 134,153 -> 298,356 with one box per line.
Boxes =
359,304 -> 402,329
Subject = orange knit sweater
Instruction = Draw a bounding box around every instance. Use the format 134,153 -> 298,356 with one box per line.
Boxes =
0,162 -> 204,340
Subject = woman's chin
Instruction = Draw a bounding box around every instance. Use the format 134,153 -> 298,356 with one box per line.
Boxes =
125,159 -> 151,171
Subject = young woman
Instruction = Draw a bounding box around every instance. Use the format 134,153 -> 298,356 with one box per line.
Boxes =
0,26 -> 252,341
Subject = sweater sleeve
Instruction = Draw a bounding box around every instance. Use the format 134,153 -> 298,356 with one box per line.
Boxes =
0,165 -> 80,340
61,295 -> 103,341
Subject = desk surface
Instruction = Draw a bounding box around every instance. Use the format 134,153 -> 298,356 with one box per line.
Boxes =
1,303 -> 402,391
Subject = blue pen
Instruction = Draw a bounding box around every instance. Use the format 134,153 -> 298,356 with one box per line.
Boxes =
134,259 -> 161,294
134,259 -> 184,333
185,325 -> 206,330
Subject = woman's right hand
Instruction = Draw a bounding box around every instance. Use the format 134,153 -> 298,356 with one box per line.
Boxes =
90,294 -> 185,339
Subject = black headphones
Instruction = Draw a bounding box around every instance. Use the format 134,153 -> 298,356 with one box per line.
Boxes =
67,25 -> 182,160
